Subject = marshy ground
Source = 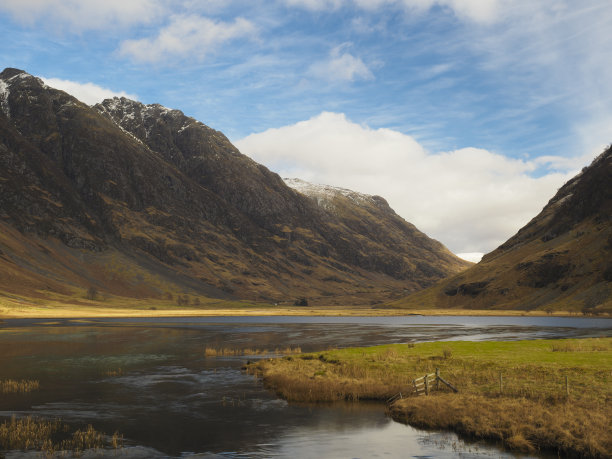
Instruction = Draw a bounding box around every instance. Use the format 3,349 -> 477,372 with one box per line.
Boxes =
0,379 -> 123,457
1,316 -> 609,457
248,337 -> 612,458
0,415 -> 123,457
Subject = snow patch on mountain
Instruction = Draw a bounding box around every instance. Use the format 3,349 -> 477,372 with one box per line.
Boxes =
117,122 -> 147,147
178,122 -> 193,133
284,178 -> 375,211
0,79 -> 10,118
10,72 -> 33,82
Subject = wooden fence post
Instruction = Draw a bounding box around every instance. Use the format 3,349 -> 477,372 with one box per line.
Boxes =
424,374 -> 429,395
436,368 -> 440,390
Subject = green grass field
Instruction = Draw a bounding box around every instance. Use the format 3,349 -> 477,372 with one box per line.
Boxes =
248,338 -> 612,457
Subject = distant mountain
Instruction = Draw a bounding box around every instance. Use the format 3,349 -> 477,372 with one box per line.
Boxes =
394,146 -> 612,313
0,68 -> 470,306
284,178 -> 467,283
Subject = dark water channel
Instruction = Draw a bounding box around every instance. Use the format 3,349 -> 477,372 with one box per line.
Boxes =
1,316 -> 610,458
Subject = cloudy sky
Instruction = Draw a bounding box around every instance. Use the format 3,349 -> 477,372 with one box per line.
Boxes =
1,1 -> 611,261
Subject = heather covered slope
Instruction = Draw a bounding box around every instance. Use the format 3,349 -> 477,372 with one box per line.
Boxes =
393,146 -> 612,313
0,68 -> 469,307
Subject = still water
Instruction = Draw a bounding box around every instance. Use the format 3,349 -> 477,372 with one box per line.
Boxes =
1,315 -> 610,458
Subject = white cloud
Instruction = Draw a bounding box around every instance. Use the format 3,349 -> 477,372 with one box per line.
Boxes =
119,15 -> 257,64
456,252 -> 484,263
41,77 -> 137,105
284,0 -> 501,22
532,151 -> 598,173
0,0 -> 163,31
308,44 -> 374,82
235,112 -> 590,255
431,0 -> 500,23
284,0 -> 345,9
282,1 -> 612,156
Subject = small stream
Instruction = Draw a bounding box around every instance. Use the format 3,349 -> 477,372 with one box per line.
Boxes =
1,315 -> 610,458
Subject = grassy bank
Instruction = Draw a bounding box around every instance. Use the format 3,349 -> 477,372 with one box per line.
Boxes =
247,338 -> 612,457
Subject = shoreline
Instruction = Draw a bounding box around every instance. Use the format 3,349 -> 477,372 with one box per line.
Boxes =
0,307 -> 596,320
0,298 -> 603,320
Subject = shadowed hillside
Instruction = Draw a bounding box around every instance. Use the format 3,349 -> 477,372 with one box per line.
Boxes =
0,68 -> 470,307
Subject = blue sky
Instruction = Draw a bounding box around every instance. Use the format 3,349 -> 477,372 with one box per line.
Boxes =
1,1 -> 611,260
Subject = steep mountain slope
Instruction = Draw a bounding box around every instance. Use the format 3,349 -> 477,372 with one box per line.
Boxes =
0,68 -> 470,307
284,179 -> 468,281
394,147 -> 612,313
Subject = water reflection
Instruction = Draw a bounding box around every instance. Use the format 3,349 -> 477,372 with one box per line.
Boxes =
1,316 -> 609,458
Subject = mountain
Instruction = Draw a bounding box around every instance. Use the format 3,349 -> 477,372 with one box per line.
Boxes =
0,68 -> 470,307
283,178 -> 467,282
393,146 -> 612,313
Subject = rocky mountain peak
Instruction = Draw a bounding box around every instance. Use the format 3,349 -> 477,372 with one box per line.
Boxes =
0,67 -> 29,80
94,96 -> 247,166
96,97 -> 191,139
0,68 -> 51,94
0,69 -> 45,118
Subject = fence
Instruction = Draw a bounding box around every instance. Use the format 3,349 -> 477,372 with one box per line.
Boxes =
387,368 -> 457,404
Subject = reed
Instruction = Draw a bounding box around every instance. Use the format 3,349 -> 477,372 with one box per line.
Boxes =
0,415 -> 122,456
0,415 -> 63,452
102,368 -> 123,377
0,379 -> 40,394
66,424 -> 104,453
111,431 -> 124,449
205,346 -> 301,357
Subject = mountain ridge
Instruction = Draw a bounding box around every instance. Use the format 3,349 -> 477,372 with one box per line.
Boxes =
0,68 -> 470,307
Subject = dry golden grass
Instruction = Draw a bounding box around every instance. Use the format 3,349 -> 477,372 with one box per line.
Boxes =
247,338 -> 612,458
247,352 -> 409,402
205,346 -> 302,357
389,394 -> 610,458
0,416 -> 64,454
0,379 -> 40,394
0,415 -> 122,457
550,339 -> 610,352
2,291 -> 598,319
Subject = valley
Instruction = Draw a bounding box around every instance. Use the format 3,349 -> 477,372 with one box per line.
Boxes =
1,68 -> 610,316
